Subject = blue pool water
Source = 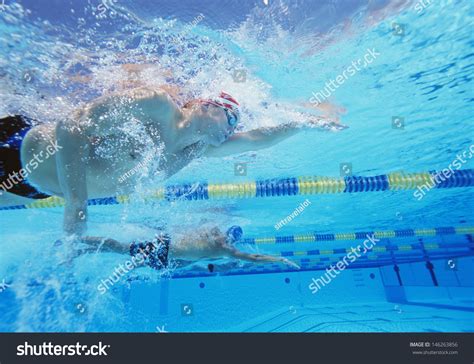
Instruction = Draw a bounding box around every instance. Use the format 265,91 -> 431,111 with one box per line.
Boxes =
0,0 -> 473,332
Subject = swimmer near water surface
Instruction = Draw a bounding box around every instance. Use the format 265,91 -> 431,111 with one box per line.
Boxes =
0,84 -> 346,270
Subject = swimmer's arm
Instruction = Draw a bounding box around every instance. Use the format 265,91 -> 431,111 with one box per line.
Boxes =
161,142 -> 205,178
55,120 -> 89,236
225,247 -> 300,269
204,122 -> 301,157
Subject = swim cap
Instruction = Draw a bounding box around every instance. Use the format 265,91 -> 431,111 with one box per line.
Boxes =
226,225 -> 243,244
199,91 -> 240,127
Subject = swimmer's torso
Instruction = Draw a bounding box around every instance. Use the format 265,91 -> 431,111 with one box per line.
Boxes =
21,88 -> 204,198
170,230 -> 227,260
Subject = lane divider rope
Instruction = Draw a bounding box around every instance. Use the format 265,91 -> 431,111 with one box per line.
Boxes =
2,169 -> 473,211
242,226 -> 474,245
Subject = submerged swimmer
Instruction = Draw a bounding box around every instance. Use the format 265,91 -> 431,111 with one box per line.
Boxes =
0,86 -> 345,242
0,87 -> 344,232
77,225 -> 300,270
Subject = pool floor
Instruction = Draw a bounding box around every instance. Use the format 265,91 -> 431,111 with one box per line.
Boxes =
232,299 -> 474,332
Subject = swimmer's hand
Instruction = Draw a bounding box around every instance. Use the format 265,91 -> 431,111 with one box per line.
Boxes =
279,257 -> 301,270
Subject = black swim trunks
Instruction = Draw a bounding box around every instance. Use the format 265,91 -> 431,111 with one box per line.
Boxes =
129,234 -> 171,270
0,115 -> 50,199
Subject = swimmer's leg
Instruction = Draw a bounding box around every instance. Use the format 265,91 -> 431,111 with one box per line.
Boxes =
56,236 -> 124,254
78,236 -> 130,253
71,235 -> 170,269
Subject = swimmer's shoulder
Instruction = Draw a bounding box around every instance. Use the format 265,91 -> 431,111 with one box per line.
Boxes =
85,86 -> 174,112
76,86 -> 181,126
122,86 -> 172,101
